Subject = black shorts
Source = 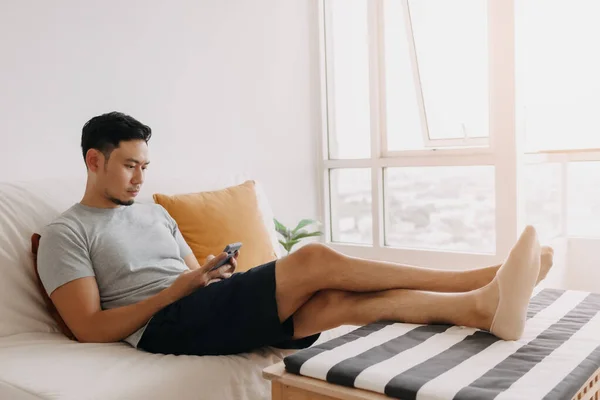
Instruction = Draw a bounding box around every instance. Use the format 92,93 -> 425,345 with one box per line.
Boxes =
137,260 -> 320,356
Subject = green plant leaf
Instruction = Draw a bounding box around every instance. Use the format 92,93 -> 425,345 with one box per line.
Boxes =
291,231 -> 324,240
274,218 -> 288,238
292,219 -> 320,234
282,243 -> 292,253
285,239 -> 301,252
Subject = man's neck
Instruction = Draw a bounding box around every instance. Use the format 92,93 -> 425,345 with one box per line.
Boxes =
80,191 -> 121,209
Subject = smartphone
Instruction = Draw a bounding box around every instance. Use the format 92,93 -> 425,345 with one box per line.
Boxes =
209,242 -> 242,271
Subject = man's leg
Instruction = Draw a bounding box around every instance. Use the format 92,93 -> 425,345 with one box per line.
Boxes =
291,245 -> 551,338
274,228 -> 552,322
290,287 -> 492,339
275,226 -> 544,340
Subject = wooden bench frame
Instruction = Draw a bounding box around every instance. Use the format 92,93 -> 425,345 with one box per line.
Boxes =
264,362 -> 600,400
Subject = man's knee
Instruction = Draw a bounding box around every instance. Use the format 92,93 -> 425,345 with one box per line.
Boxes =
292,243 -> 339,267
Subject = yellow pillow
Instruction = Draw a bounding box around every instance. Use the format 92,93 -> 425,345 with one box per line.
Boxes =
153,180 -> 277,272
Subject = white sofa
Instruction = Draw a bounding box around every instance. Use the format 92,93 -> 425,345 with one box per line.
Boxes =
0,175 -> 354,400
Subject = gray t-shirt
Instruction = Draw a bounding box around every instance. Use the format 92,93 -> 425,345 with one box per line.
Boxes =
37,202 -> 193,347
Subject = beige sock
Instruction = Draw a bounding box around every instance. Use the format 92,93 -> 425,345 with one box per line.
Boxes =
490,225 -> 541,341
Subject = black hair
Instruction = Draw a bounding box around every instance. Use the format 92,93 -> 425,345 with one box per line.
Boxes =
81,111 -> 152,164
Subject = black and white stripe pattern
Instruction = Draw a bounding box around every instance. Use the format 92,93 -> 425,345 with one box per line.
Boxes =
283,289 -> 600,400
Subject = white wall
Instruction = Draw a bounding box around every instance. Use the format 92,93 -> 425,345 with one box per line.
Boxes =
0,0 -> 321,228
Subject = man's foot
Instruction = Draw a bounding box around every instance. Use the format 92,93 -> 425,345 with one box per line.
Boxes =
478,226 -> 541,341
537,246 -> 554,285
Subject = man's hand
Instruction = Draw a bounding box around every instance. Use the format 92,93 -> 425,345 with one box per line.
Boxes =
167,250 -> 239,302
204,250 -> 239,285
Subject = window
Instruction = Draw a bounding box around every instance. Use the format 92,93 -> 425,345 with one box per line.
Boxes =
384,0 -> 489,152
522,163 -> 562,244
517,0 -> 600,152
319,0 -> 600,268
384,166 -> 496,253
330,168 -> 372,244
518,0 -> 600,240
326,0 -> 371,159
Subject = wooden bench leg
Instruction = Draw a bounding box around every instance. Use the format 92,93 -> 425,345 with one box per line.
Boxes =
272,381 -> 283,400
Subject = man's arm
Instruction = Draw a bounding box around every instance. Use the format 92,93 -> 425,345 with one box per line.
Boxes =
50,276 -> 176,343
51,252 -> 234,343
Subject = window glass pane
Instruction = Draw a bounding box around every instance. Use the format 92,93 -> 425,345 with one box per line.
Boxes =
522,163 -> 562,244
330,168 -> 373,244
568,162 -> 600,237
517,0 -> 600,151
385,0 -> 489,150
410,0 -> 488,141
327,0 -> 371,159
383,0 -> 424,151
384,166 -> 495,253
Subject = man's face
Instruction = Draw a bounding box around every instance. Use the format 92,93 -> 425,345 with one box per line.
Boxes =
96,140 -> 150,206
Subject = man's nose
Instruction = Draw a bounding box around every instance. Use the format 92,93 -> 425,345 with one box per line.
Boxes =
132,169 -> 144,185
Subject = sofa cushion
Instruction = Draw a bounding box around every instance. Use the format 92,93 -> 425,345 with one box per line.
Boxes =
31,233 -> 77,341
153,180 -> 278,272
0,326 -> 357,400
0,179 -> 83,338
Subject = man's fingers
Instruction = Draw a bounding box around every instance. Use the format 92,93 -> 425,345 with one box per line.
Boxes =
202,252 -> 228,272
208,254 -> 236,279
208,266 -> 232,280
202,254 -> 216,270
206,278 -> 222,285
228,257 -> 237,273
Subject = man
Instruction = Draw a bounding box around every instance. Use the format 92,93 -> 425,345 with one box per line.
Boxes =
37,112 -> 554,356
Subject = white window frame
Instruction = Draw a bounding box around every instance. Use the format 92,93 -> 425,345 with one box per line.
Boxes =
316,0 -> 521,270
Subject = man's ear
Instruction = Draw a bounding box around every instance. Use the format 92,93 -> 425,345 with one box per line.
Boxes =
85,149 -> 103,173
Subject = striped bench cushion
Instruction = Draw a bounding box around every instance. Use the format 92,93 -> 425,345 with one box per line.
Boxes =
283,288 -> 600,400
